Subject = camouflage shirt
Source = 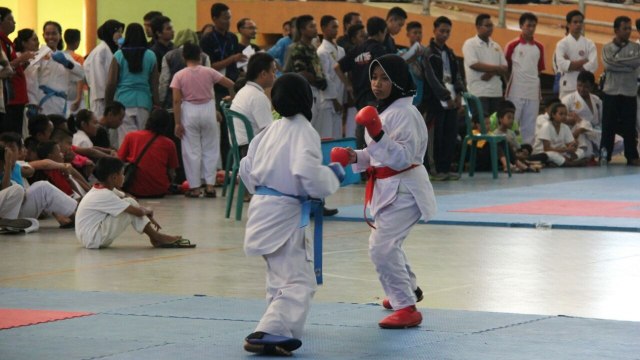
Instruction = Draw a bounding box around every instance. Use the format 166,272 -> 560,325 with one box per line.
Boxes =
285,42 -> 327,90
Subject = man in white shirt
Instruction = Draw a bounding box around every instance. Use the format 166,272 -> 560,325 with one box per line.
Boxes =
553,10 -> 598,99
316,15 -> 345,139
462,14 -> 508,117
505,12 -> 545,146
230,53 -> 276,156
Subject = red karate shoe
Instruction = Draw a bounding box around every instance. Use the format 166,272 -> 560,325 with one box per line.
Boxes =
378,305 -> 422,329
382,287 -> 424,310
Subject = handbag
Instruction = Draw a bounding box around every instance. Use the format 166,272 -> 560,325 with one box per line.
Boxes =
122,134 -> 160,191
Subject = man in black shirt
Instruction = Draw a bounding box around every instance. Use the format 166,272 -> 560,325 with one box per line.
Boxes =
383,7 -> 407,53
149,16 -> 174,70
335,16 -> 390,148
237,18 -> 261,52
336,12 -> 362,52
143,11 -> 162,45
200,2 -> 246,102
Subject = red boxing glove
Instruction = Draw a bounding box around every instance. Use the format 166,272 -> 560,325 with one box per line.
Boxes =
330,147 -> 351,167
355,106 -> 382,139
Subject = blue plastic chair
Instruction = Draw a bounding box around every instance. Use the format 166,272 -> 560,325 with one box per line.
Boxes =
458,92 -> 511,179
220,104 -> 254,220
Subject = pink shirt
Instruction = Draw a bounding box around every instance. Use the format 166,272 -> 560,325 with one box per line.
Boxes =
170,65 -> 224,104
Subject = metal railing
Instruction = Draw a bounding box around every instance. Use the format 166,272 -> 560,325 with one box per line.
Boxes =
420,0 -> 637,27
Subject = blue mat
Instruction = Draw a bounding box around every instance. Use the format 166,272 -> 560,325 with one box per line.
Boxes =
1,288 -> 639,359
329,174 -> 640,232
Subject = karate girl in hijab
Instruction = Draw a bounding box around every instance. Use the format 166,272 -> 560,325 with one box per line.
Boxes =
31,21 -> 84,117
239,73 -> 343,356
331,54 -> 437,329
84,20 -> 124,118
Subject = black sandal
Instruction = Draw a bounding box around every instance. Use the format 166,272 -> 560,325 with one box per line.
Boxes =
204,189 -> 216,198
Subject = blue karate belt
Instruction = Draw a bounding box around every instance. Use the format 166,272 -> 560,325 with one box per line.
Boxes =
254,186 -> 325,284
255,186 -> 313,228
39,85 -> 68,115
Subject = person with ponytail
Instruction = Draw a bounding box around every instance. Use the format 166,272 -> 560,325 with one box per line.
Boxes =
105,23 -> 159,148
84,19 -> 124,119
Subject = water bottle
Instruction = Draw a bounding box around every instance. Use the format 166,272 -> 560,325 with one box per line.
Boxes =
599,148 -> 608,167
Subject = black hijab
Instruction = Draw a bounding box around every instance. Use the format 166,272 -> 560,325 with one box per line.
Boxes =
97,20 -> 125,54
271,73 -> 313,121
369,54 -> 415,113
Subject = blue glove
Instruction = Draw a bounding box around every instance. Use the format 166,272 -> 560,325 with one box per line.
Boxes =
51,52 -> 71,68
328,162 -> 345,183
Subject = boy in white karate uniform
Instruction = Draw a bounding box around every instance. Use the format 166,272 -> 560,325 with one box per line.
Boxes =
240,73 -> 343,356
332,55 -> 437,329
75,157 -> 194,249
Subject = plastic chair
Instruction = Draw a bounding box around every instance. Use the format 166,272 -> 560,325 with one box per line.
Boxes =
457,93 -> 511,179
220,104 -> 254,220
219,101 -> 232,197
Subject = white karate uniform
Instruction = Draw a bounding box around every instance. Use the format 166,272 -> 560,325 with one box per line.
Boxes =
352,97 -> 437,310
562,91 -> 624,157
18,181 -> 78,219
0,184 -> 25,219
76,187 -> 150,249
84,42 -> 113,117
239,114 -> 340,338
30,51 -> 84,116
180,101 -> 219,187
554,35 -> 598,99
317,39 -> 345,139
532,121 -> 575,166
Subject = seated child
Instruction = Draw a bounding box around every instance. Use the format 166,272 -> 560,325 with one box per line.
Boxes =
36,140 -> 90,199
75,157 -> 195,249
0,145 -> 77,228
51,130 -> 95,180
492,107 -> 539,173
71,109 -> 117,160
532,102 -> 585,167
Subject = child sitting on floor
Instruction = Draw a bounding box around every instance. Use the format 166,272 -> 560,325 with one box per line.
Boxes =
532,102 -> 585,167
75,157 -> 195,249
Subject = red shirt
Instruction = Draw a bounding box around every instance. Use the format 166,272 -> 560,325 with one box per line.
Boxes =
44,170 -> 74,195
0,31 -> 28,105
118,130 -> 178,197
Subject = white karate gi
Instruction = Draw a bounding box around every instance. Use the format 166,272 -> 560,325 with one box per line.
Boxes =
562,91 -> 624,157
31,52 -> 84,116
0,184 -> 25,219
84,42 -> 113,117
316,39 -> 345,139
239,114 -> 340,338
180,101 -> 219,187
76,187 -> 149,249
352,97 -> 437,310
554,35 -> 598,99
18,181 -> 78,219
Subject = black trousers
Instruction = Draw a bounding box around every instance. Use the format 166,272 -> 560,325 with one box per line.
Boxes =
600,94 -> 638,162
0,104 -> 25,135
427,104 -> 458,174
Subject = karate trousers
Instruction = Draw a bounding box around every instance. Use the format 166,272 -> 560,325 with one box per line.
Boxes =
85,197 -> 150,249
255,228 -> 317,339
369,189 -> 422,310
18,181 -> 77,219
0,184 -> 25,219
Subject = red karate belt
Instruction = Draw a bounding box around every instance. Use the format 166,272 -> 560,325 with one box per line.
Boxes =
363,164 -> 419,229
